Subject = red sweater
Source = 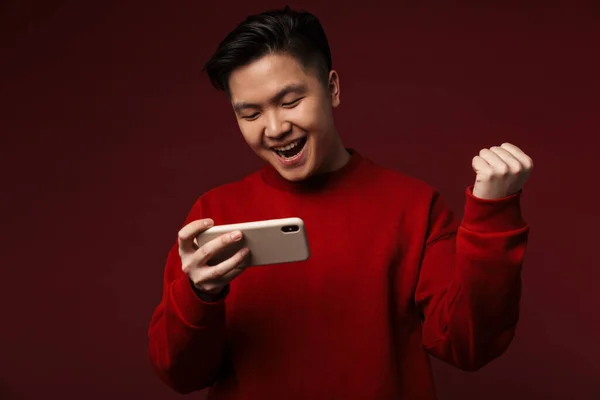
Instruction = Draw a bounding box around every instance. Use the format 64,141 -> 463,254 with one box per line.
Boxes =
148,149 -> 528,399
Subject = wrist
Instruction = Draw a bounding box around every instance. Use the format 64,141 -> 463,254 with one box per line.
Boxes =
189,280 -> 229,302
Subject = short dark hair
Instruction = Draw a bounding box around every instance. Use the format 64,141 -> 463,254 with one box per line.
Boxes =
203,6 -> 332,95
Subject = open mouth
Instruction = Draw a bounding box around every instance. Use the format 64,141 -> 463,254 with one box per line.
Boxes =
272,137 -> 308,160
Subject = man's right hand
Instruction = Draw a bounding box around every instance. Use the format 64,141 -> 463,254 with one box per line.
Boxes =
178,218 -> 250,298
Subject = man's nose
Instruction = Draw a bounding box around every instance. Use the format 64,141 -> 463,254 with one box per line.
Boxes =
264,111 -> 292,139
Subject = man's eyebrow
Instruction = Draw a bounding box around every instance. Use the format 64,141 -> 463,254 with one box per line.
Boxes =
232,83 -> 307,113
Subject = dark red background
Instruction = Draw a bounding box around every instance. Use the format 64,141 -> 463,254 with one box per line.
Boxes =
1,1 -> 598,399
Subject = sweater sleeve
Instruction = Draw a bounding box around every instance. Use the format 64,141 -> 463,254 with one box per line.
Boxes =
148,199 -> 228,393
415,185 -> 529,371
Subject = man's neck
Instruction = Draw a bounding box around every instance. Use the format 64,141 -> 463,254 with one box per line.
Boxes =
319,138 -> 351,175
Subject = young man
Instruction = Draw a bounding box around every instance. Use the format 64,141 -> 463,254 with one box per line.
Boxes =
148,7 -> 533,399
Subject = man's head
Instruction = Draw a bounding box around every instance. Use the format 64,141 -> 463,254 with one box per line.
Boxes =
204,7 -> 349,182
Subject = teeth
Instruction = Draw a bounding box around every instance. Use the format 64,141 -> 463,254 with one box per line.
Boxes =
274,139 -> 302,152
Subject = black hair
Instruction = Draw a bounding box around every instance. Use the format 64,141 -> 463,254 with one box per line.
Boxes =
203,6 -> 332,95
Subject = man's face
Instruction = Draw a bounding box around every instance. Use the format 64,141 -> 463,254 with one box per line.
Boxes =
228,53 -> 340,182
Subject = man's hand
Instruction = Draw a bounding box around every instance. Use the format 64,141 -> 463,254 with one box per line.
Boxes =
472,143 -> 533,200
178,218 -> 250,297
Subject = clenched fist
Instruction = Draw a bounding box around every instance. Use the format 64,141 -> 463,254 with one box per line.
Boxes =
472,143 -> 533,200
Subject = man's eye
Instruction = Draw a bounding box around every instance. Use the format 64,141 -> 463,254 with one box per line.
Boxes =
282,98 -> 303,107
242,113 -> 260,120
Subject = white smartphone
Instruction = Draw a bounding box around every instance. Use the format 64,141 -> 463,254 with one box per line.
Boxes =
195,217 -> 310,267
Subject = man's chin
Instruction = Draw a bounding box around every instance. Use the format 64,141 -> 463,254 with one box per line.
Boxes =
276,165 -> 311,182
263,148 -> 313,182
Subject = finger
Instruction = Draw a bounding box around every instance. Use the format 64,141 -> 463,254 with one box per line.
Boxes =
500,143 -> 533,169
178,219 -> 214,256
193,230 -> 243,266
218,253 -> 250,282
195,247 -> 250,287
478,148 -> 508,175
471,155 -> 493,177
489,146 -> 522,173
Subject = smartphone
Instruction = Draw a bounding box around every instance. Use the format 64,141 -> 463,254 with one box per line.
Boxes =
195,217 -> 310,267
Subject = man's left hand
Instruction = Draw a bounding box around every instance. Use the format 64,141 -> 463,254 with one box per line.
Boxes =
471,143 -> 533,200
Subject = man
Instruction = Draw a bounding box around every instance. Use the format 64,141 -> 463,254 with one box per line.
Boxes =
148,6 -> 533,399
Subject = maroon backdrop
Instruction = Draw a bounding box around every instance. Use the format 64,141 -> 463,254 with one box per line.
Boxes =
1,1 -> 598,399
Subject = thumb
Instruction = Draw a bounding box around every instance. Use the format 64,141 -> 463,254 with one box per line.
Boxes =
471,155 -> 491,178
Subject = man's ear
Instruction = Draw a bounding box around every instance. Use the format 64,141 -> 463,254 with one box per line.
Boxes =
328,70 -> 340,108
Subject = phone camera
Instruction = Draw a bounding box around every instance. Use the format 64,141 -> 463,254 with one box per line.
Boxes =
281,225 -> 299,233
